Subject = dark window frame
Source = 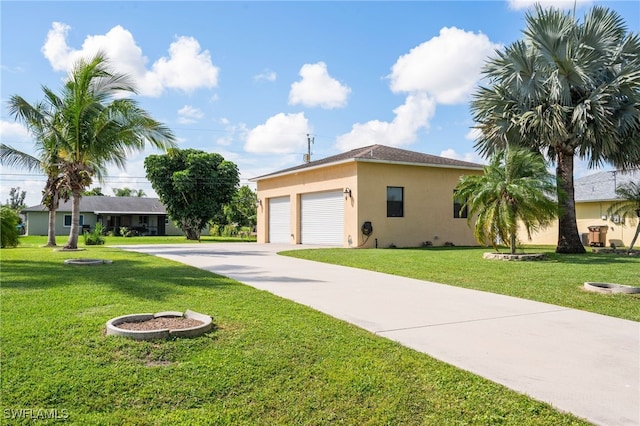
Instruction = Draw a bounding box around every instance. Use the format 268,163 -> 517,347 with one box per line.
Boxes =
387,186 -> 404,218
63,214 -> 84,227
453,192 -> 468,219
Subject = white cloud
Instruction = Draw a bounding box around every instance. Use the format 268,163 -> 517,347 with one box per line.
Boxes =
254,69 -> 277,82
177,105 -> 204,124
216,120 -> 248,147
41,22 -> 219,97
335,93 -> 436,151
245,112 -> 311,154
289,62 -> 351,109
0,120 -> 31,143
508,0 -> 592,10
388,27 -> 501,105
440,148 -> 483,164
151,36 -> 219,93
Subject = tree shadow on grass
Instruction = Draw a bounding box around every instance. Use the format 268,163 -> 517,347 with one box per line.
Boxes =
0,258 -> 239,301
544,252 -> 640,265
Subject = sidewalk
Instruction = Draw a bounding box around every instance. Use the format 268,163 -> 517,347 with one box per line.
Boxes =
120,243 -> 640,426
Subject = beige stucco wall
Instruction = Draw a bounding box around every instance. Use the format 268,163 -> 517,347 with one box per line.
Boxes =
255,161 -> 482,248
354,162 -> 481,248
522,201 -> 637,247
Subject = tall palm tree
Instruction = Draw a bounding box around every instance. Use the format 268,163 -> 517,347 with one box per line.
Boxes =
51,53 -> 176,249
471,5 -> 640,254
455,148 -> 557,255
607,180 -> 640,252
3,88 -> 70,246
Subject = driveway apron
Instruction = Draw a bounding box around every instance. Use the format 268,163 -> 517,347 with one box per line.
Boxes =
119,243 -> 640,426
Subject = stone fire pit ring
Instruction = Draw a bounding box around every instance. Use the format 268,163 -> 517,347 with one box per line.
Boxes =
583,282 -> 640,294
106,310 -> 213,340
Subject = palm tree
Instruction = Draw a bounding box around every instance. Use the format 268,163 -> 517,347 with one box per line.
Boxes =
471,5 -> 640,254
455,148 -> 557,255
2,88 -> 70,246
51,53 -> 176,249
607,180 -> 640,252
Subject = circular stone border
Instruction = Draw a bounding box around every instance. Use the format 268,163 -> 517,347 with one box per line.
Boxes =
483,253 -> 546,261
106,310 -> 213,340
64,258 -> 113,265
583,282 -> 640,294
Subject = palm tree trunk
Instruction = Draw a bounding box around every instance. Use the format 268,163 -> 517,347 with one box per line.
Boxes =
555,151 -> 586,254
509,232 -> 517,255
46,207 -> 57,247
628,220 -> 640,253
64,190 -> 81,249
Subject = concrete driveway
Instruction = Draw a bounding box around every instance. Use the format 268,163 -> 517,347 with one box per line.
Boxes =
119,243 -> 639,426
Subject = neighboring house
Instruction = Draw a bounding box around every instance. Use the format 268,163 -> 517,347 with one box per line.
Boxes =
250,144 -> 484,248
22,196 -> 184,237
524,169 -> 639,247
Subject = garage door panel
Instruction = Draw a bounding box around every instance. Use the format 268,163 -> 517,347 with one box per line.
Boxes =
301,191 -> 344,245
268,197 -> 290,243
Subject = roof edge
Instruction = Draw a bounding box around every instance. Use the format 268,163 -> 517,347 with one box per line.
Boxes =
251,157 -> 483,181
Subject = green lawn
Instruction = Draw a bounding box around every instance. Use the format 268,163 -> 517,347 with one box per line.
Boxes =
281,246 -> 640,322
0,241 -> 590,425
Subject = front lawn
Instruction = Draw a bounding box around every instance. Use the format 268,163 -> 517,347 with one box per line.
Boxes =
0,244 -> 588,425
281,247 -> 640,322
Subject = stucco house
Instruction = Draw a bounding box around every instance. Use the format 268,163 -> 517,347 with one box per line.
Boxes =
525,169 -> 639,247
251,144 -> 484,248
22,196 -> 184,236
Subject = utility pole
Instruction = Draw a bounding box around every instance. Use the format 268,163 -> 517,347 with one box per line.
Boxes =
304,134 -> 314,163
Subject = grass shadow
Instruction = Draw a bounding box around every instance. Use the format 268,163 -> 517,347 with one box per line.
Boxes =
1,257 -> 238,301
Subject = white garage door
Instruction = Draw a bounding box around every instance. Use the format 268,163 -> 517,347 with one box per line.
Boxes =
268,196 -> 290,243
301,191 -> 344,245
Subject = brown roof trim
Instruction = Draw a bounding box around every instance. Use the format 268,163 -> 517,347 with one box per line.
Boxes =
250,144 -> 484,181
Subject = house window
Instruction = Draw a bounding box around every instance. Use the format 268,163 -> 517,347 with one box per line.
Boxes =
453,192 -> 468,219
387,186 -> 404,217
63,214 -> 84,227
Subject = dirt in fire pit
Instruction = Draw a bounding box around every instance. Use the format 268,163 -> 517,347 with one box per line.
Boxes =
117,317 -> 203,331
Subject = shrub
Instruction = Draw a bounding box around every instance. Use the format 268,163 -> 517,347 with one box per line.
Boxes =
0,207 -> 20,248
84,223 -> 106,245
222,224 -> 238,237
209,224 -> 221,236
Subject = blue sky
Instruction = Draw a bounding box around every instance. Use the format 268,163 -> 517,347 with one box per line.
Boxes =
2,0 -> 639,207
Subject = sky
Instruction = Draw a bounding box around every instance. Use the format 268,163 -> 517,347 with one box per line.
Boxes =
1,0 -> 639,207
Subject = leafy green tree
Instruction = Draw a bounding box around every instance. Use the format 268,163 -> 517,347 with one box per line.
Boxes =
112,187 -> 146,197
1,206 -> 20,248
607,181 -> 640,252
455,148 -> 557,255
37,53 -> 176,249
83,187 -> 105,196
223,185 -> 257,228
145,148 -> 239,240
471,5 -> 640,254
6,187 -> 26,211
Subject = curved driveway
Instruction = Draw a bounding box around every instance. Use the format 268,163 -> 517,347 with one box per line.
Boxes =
119,243 -> 639,426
